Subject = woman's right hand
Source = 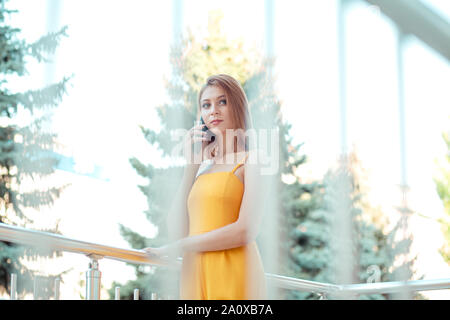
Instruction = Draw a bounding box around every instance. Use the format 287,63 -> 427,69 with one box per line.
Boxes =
183,122 -> 208,165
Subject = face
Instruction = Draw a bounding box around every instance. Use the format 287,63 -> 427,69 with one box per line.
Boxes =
200,85 -> 233,136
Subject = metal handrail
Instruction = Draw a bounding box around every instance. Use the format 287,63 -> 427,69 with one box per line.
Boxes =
339,278 -> 450,295
1,222 -> 449,297
0,222 -> 179,268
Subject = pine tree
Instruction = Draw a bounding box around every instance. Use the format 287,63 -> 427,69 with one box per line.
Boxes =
0,1 -> 70,299
280,146 -> 423,300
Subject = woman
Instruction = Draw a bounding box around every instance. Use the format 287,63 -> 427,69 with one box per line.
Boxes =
143,74 -> 267,300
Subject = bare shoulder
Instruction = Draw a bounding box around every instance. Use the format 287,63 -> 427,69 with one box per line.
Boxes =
243,149 -> 269,196
233,150 -> 257,185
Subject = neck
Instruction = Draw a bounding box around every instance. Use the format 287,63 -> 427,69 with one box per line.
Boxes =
209,131 -> 245,162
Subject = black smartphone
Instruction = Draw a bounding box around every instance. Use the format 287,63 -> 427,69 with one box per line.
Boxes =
200,117 -> 215,142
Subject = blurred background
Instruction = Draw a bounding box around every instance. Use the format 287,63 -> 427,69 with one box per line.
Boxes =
0,0 -> 449,299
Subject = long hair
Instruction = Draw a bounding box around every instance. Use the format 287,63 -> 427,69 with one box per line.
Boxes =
198,74 -> 253,155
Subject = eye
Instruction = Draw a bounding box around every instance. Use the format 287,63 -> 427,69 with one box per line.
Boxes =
201,99 -> 226,108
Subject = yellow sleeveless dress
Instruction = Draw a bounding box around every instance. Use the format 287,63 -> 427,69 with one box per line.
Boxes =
180,154 -> 267,300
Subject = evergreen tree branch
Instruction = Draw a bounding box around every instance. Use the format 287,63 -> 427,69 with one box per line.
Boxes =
25,26 -> 68,63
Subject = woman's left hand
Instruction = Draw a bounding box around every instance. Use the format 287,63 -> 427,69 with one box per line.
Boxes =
142,243 -> 180,260
142,246 -> 166,258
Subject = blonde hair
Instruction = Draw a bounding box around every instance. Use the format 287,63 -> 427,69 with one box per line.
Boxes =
198,74 -> 253,155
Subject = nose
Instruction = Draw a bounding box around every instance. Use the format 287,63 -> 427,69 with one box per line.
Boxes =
209,102 -> 220,116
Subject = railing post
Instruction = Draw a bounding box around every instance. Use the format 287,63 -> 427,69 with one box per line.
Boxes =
115,286 -> 120,300
55,278 -> 60,300
318,292 -> 327,300
134,288 -> 139,300
33,276 -> 38,300
10,273 -> 17,300
86,254 -> 103,300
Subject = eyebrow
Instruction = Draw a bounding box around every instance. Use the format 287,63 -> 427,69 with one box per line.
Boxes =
201,95 -> 226,102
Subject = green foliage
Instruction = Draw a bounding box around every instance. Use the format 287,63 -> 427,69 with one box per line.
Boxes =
0,0 -> 70,298
279,150 -> 422,300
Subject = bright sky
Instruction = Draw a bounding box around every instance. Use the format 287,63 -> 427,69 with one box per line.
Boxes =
4,0 -> 450,299
422,0 -> 450,21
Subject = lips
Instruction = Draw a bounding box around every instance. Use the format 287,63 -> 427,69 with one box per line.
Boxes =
210,120 -> 223,125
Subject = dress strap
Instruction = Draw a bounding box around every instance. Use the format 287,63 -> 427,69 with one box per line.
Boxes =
231,153 -> 249,174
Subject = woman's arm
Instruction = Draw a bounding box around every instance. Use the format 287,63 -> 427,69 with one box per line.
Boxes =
145,223 -> 244,260
172,219 -> 246,253
155,150 -> 269,257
